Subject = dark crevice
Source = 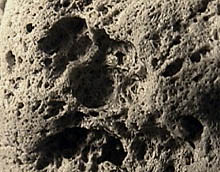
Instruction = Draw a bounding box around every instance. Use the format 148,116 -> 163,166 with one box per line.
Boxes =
162,58 -> 184,77
197,0 -> 210,13
172,20 -> 181,32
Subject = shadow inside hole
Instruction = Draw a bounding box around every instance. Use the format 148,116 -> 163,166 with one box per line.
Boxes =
43,100 -> 66,120
198,86 -> 220,123
162,58 -> 184,77
67,35 -> 93,61
130,137 -> 147,161
38,17 -> 86,54
5,51 -> 15,67
54,111 -> 86,127
69,29 -> 116,108
35,127 -> 89,170
70,64 -> 114,108
164,164 -> 175,172
177,115 -> 203,141
97,136 -> 127,166
189,46 -> 210,63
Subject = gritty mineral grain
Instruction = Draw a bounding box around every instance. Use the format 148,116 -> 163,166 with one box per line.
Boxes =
0,0 -> 220,172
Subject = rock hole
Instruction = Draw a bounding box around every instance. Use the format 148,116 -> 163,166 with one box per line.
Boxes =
67,35 -> 92,61
203,15 -> 209,22
5,51 -> 15,67
97,136 -> 127,166
162,58 -> 184,77
38,17 -> 86,54
32,100 -> 42,112
192,74 -> 203,82
171,35 -> 181,46
35,152 -> 53,170
26,23 -> 34,33
151,58 -> 159,69
61,0 -> 70,7
42,58 -> 52,67
177,116 -> 203,141
115,51 -> 125,65
43,100 -> 66,120
173,20 -> 181,32
199,87 -> 220,122
217,4 -> 220,15
190,46 -> 210,63
164,164 -> 175,172
130,138 -> 146,160
197,0 -> 209,13
17,102 -> 24,109
70,64 -> 114,108
89,111 -> 99,117
35,127 -> 89,170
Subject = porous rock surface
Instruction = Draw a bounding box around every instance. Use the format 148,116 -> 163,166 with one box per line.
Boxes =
0,0 -> 220,171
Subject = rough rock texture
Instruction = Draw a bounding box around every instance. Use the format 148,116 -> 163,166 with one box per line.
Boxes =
1,0 -> 220,171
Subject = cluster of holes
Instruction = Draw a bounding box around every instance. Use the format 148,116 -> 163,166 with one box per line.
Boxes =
38,17 -> 135,109
35,127 -> 89,170
35,127 -> 127,170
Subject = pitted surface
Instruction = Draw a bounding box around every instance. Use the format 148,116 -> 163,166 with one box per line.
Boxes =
1,0 -> 220,171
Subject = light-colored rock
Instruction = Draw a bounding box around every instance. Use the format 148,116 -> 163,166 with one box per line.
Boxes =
1,0 -> 220,171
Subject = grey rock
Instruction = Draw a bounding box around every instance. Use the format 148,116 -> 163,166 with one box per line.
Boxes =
0,0 -> 220,171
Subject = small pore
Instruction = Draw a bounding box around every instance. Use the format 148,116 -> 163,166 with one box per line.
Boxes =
162,58 -> 184,77
26,23 -> 34,33
5,51 -> 16,67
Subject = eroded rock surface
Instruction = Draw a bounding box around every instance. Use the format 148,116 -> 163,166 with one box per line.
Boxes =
0,0 -> 220,171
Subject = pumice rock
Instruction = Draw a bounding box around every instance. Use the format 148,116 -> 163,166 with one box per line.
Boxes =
0,0 -> 220,171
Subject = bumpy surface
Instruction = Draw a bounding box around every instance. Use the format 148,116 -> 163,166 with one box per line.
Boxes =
0,0 -> 220,171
